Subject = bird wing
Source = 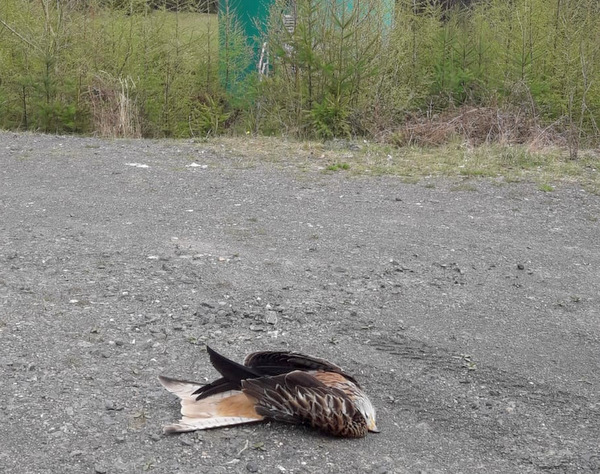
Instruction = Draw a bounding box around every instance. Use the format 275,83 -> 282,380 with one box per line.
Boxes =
191,376 -> 240,401
241,370 -> 368,438
244,350 -> 360,385
244,351 -> 344,372
207,345 -> 262,381
193,346 -> 263,400
195,347 -> 359,401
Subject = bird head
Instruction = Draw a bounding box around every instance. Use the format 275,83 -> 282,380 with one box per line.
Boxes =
355,395 -> 379,433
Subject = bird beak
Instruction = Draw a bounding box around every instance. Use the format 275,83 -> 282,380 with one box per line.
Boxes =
368,423 -> 380,433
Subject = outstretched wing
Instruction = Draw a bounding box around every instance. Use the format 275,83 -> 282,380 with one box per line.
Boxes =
244,351 -> 359,385
241,371 -> 368,438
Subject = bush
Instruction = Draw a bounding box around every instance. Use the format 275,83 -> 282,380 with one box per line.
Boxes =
0,0 -> 599,148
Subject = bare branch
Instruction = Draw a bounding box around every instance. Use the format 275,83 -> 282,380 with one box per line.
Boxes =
0,18 -> 41,52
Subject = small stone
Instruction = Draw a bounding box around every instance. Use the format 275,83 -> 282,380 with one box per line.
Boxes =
246,461 -> 259,472
94,464 -> 108,474
265,311 -> 278,325
150,433 -> 161,442
517,263 -> 525,270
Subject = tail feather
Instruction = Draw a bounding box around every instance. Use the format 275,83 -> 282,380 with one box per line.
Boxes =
164,415 -> 262,434
158,375 -> 204,398
158,375 -> 264,434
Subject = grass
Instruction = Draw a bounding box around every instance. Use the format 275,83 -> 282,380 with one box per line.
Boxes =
326,163 -> 351,171
193,136 -> 600,194
538,183 -> 555,192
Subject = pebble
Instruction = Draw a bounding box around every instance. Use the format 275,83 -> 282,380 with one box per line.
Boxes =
94,464 -> 108,474
246,461 -> 259,472
265,311 -> 278,325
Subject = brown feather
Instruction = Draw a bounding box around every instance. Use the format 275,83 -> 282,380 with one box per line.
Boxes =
241,371 -> 369,437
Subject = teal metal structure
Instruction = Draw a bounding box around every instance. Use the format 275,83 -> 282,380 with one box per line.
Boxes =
218,0 -> 275,93
218,0 -> 394,91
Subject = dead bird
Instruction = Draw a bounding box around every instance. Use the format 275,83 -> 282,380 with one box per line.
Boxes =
159,346 -> 379,438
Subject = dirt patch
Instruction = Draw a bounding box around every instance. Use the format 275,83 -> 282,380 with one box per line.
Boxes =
1,131 -> 599,473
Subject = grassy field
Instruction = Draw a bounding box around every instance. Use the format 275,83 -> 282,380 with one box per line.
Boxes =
193,135 -> 600,194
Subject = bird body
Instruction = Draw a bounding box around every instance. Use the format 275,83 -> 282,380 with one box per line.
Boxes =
159,346 -> 378,437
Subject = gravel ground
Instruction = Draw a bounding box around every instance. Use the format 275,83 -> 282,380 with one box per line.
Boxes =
1,131 -> 599,474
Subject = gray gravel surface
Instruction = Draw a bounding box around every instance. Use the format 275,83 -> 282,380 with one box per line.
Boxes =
1,131 -> 599,474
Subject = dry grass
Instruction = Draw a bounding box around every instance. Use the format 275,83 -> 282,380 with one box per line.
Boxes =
390,106 -> 568,148
197,135 -> 600,194
88,73 -> 141,139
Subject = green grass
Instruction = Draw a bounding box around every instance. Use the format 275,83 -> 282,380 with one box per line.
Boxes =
538,183 -> 555,192
326,162 -> 351,171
